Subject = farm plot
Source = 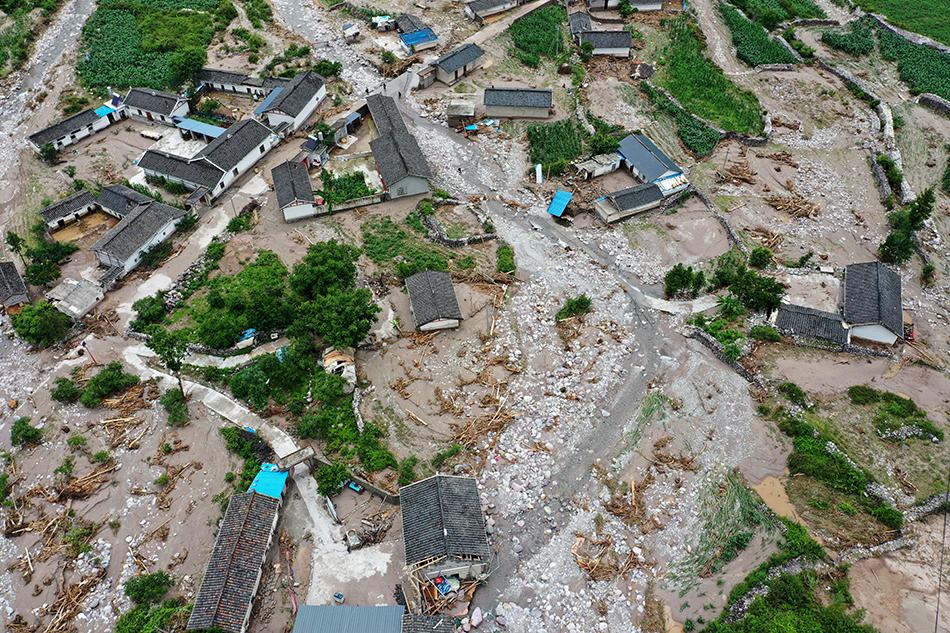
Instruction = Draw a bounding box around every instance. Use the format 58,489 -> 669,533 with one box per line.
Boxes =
509,5 -> 567,67
729,0 -> 825,31
877,24 -> 950,100
720,3 -> 797,66
526,119 -> 584,175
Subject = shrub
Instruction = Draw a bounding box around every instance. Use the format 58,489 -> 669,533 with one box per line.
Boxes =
318,170 -> 375,208
91,450 -> 111,463
11,417 -> 43,447
748,247 -> 773,269
67,434 -> 87,450
139,241 -> 173,270
52,377 -> 82,403
556,294 -> 592,321
227,213 -> 254,233
12,301 -> 73,347
778,382 -> 809,409
398,456 -> 418,486
80,362 -> 139,408
316,462 -> 349,496
124,571 -> 174,605
160,389 -> 189,426
664,263 -> 706,299
496,244 -> 516,274
130,292 -> 167,332
431,443 -> 463,468
847,385 -> 881,405
313,58 -> 342,77
749,325 -> 781,342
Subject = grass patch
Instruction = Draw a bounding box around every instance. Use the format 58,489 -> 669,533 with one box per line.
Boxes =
730,0 -> 824,31
431,443 -> 464,469
720,4 -> 796,66
556,294 -> 592,321
642,83 -> 721,156
361,217 -> 449,279
847,385 -> 943,442
655,16 -> 764,135
526,120 -> 584,176
496,244 -> 516,274
854,0 -> 949,46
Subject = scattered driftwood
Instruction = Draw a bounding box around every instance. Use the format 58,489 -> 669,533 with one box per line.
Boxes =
718,160 -> 757,185
757,150 -> 799,168
102,382 -> 157,417
41,569 -> 107,633
765,182 -> 819,218
571,533 -> 638,581
57,463 -> 120,500
156,462 -> 201,510
749,226 -> 784,248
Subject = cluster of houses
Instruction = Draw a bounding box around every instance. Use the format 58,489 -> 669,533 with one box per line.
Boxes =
185,471 -> 489,633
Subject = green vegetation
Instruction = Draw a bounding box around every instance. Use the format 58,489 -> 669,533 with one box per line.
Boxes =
749,324 -> 781,342
877,153 -> 904,193
526,120 -> 584,175
125,571 -> 175,604
877,25 -> 950,99
79,362 -> 139,408
431,443 -> 463,469
0,0 -> 65,77
778,381 -> 809,409
720,4 -> 796,66
556,294 -> 592,321
11,417 -> 43,448
67,434 -> 88,450
316,462 -> 349,496
748,246 -> 773,269
0,472 -> 8,504
131,292 -> 168,332
509,5 -> 566,67
361,217 -> 449,279
319,170 -> 375,209
9,218 -> 79,286
783,27 -> 815,58
847,385 -> 943,441
943,147 -> 950,194
691,296 -> 746,360
398,456 -> 418,486
642,83 -> 721,156
51,377 -> 82,403
78,0 -> 236,90
821,19 -> 875,55
115,571 -> 189,633
91,450 -> 111,464
730,0 -> 824,31
220,426 -> 270,491
656,16 -> 764,135
314,58 -> 343,77
879,188 -> 934,263
227,211 -> 254,233
853,0 -> 949,46
239,0 -> 272,27
160,389 -> 190,426
298,398 -> 397,474
664,263 -> 706,299
496,244 -> 516,274
708,250 -> 786,312
12,301 -> 73,347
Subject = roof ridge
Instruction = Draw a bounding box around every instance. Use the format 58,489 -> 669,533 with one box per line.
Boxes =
436,476 -> 451,559
208,492 -> 257,627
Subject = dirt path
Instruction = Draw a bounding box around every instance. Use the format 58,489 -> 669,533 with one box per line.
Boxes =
689,0 -> 757,78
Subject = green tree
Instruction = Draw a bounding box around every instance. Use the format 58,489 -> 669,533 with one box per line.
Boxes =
146,325 -> 189,395
168,47 -> 206,87
316,462 -> 349,496
25,260 -> 61,286
12,301 -> 72,347
288,240 -> 360,300
40,142 -> 58,164
11,417 -> 43,447
5,231 -> 26,268
879,227 -> 914,263
588,132 -> 620,155
291,288 -> 379,348
664,263 -> 705,299
130,293 -> 167,332
748,246 -> 773,269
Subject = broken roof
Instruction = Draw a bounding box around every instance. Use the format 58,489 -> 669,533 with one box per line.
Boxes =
617,133 -> 681,182
483,87 -> 553,109
367,94 -> 432,184
97,184 -> 153,217
568,11 -> 593,35
28,109 -> 101,146
91,201 -> 186,263
46,277 -> 103,319
196,118 -> 275,172
606,182 -> 664,211
124,87 -> 184,116
402,615 -> 454,633
40,190 -> 97,224
291,605 -> 404,633
395,13 -> 426,32
139,150 -> 224,189
843,261 -> 903,336
399,474 -> 489,566
187,492 -> 280,633
433,43 -> 484,74
579,30 -> 633,49
0,261 -> 28,307
272,161 -> 314,209
404,270 -> 462,327
261,71 -> 325,118
467,0 -> 515,15
775,303 -> 849,346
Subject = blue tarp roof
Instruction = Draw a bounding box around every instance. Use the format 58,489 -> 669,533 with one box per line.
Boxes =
547,190 -> 572,218
400,27 -> 437,47
94,105 -> 114,117
254,87 -> 284,115
248,463 -> 289,499
176,117 -> 226,138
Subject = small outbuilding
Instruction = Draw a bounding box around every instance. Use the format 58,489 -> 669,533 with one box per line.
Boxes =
568,11 -> 593,41
39,190 -> 99,230
97,183 -> 154,217
578,30 -> 632,57
272,161 -> 322,222
47,278 -> 104,320
432,43 -> 484,85
482,87 -> 553,119
773,303 -> 849,346
27,106 -> 123,153
405,270 -> 462,331
400,474 -> 490,580
446,100 -> 476,127
123,87 -> 190,124
0,261 -> 29,314
574,152 -> 621,179
842,261 -> 903,345
594,183 -> 664,223
465,0 -> 519,23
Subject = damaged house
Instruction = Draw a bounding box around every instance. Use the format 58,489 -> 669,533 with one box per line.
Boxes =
593,183 -> 664,223
617,133 -> 688,196
197,68 -> 288,98
773,303 -> 850,347
367,94 -> 432,199
39,183 -> 153,232
482,87 -> 553,119
578,30 -> 632,57
842,261 -> 904,345
0,261 -> 29,314
400,474 -> 490,581
27,104 -> 125,153
405,270 -> 462,331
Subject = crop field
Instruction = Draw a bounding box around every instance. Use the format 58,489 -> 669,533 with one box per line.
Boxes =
820,19 -> 875,56
853,0 -> 949,46
77,0 -> 235,89
525,119 -> 584,175
509,5 -> 567,67
728,0 -> 824,31
720,3 -> 796,66
877,25 -> 950,100
655,17 -> 764,136
642,83 -> 721,156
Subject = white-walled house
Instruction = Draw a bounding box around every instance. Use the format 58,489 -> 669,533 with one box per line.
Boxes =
28,106 -> 124,153
617,133 -> 689,196
578,30 -> 632,57
366,94 -> 432,199
197,68 -> 288,98
272,161 -> 323,222
91,201 -> 186,277
256,71 -> 327,134
432,43 -> 484,85
123,88 -> 190,125
39,191 -> 99,230
843,261 -> 903,345
405,270 -> 463,331
482,87 -> 553,119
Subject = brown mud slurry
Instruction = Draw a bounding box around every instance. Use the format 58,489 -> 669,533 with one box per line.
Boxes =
49,210 -> 118,244
752,475 -> 803,524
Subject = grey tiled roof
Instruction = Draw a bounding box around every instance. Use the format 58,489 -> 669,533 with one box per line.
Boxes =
402,615 -> 454,633
262,71 -> 325,117
607,182 -> 663,211
618,133 -> 680,182
579,30 -> 632,49
843,261 -> 902,336
433,43 -> 484,73
396,13 -> 426,33
272,161 -> 313,208
196,118 -> 274,172
124,87 -> 183,116
291,605 -> 404,633
467,0 -> 514,15
187,492 -> 280,633
367,94 -> 432,184
0,261 -> 28,307
405,270 -> 462,327
399,474 -> 489,566
139,150 -> 224,189
775,303 -> 848,345
483,87 -> 553,109
91,201 -> 186,263
568,11 -> 593,35
97,184 -> 153,217
28,109 -> 101,146
40,190 -> 97,223
198,68 -> 252,85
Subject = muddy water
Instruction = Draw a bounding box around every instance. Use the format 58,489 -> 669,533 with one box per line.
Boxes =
0,0 -> 96,210
752,475 -> 803,523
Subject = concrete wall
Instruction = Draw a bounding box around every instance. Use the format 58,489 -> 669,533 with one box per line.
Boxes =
282,203 -> 326,222
587,0 -> 620,9
386,175 -> 430,199
120,218 -> 179,275
46,202 -> 98,230
850,324 -> 898,345
592,46 -> 630,58
419,317 -> 460,332
483,105 -> 550,119
436,58 -> 484,86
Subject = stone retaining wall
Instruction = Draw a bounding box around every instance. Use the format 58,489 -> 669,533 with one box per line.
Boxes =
867,13 -> 950,55
919,93 -> 950,117
688,328 -> 764,386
